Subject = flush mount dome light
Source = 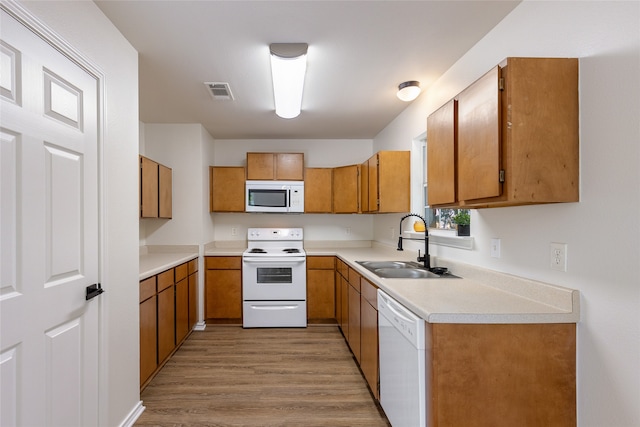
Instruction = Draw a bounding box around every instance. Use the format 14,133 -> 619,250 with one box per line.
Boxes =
397,80 -> 421,102
270,43 -> 308,119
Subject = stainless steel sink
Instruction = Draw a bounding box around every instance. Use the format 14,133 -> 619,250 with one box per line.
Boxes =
356,261 -> 459,279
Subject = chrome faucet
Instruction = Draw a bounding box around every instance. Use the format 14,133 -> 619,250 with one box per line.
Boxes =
397,213 -> 430,270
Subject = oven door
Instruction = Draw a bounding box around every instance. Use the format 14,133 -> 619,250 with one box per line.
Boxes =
242,256 -> 307,300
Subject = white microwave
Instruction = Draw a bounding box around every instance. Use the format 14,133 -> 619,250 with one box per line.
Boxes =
246,181 -> 305,213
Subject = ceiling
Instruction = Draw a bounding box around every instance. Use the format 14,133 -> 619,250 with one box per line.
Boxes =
95,1 -> 520,140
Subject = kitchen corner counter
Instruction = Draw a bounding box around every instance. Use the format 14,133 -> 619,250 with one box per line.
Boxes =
140,245 -> 199,280
307,244 -> 579,325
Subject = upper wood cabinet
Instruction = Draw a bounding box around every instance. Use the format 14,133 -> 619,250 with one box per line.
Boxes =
140,155 -> 172,218
209,166 -> 246,212
427,57 -> 579,208
362,151 -> 410,213
246,152 -> 304,180
332,164 -> 361,213
304,168 -> 333,213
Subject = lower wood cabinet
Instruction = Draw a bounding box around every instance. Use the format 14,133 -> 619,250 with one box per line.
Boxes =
306,256 -> 335,322
347,267 -> 362,363
360,277 -> 379,399
139,258 -> 198,389
204,256 -> 242,323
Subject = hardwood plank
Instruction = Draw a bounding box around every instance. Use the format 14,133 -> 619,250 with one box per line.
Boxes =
136,326 -> 390,426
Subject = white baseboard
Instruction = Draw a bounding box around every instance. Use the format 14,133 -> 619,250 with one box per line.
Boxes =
119,401 -> 145,427
194,321 -> 207,331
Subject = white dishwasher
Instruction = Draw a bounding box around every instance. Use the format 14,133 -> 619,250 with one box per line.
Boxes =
378,289 -> 427,427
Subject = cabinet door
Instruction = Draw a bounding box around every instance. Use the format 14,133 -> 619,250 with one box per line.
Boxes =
158,164 -> 172,218
210,166 -> 246,212
377,151 -> 411,213
360,158 -> 370,213
175,277 -> 189,344
275,153 -> 304,180
335,270 -> 343,328
139,295 -> 157,386
457,66 -> 501,202
140,156 -> 159,217
367,155 -> 378,212
360,298 -> 378,399
246,152 -> 274,180
307,269 -> 335,321
348,283 -> 361,362
340,275 -> 349,336
205,269 -> 242,320
427,99 -> 457,206
332,164 -> 360,213
304,168 -> 333,213
157,285 -> 175,363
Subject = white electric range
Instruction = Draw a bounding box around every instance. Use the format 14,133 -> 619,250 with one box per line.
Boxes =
241,228 -> 307,328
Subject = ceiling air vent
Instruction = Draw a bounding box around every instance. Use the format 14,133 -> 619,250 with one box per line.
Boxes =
204,82 -> 234,100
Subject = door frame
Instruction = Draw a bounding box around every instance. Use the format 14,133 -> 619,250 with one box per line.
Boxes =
1,1 -> 108,424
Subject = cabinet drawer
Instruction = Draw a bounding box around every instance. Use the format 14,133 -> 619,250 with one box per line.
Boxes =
307,256 -> 335,270
157,269 -> 174,291
188,258 -> 198,274
139,276 -> 157,303
348,268 -> 361,292
206,256 -> 241,270
360,277 -> 377,308
175,262 -> 188,282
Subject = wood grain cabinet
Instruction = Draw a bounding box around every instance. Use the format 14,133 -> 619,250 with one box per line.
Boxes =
156,269 -> 176,364
361,151 -> 410,213
187,258 -> 198,330
359,277 -> 379,399
428,323 -> 576,427
209,166 -> 246,212
304,168 -> 333,213
347,267 -> 362,363
427,57 -> 579,208
140,155 -> 172,218
246,152 -> 304,180
332,164 -> 361,213
204,256 -> 242,323
139,276 -> 157,387
306,256 -> 335,322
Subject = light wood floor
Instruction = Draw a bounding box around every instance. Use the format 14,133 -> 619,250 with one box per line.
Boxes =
136,326 -> 390,427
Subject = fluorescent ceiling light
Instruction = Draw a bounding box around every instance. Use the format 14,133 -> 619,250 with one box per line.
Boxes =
270,43 -> 308,119
397,80 -> 421,102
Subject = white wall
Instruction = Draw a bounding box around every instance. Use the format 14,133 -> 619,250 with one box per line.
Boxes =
18,1 -> 141,426
374,2 -> 640,426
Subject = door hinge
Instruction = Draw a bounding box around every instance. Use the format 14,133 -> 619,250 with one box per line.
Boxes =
499,170 -> 505,183
499,77 -> 505,91
86,283 -> 104,301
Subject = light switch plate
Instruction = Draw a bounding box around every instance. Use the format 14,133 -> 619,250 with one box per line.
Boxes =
491,238 -> 501,258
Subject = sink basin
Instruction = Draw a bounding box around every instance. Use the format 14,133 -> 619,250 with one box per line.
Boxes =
372,268 -> 440,279
356,260 -> 460,279
357,261 -> 421,269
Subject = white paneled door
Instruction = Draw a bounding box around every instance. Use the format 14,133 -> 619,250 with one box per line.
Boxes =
1,7 -> 101,427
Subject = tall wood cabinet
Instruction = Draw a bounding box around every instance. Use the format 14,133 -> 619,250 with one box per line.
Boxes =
304,168 -> 333,213
360,277 -> 379,399
427,57 -> 579,208
246,152 -> 304,180
332,165 -> 361,213
140,155 -> 172,218
209,166 -> 246,212
204,256 -> 242,323
361,151 -> 410,213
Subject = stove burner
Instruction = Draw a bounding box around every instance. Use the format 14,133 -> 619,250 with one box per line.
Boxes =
248,248 -> 267,254
283,248 -> 301,254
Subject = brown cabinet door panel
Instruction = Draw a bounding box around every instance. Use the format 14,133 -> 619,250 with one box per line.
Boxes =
205,269 -> 242,319
158,164 -> 172,218
307,269 -> 335,320
348,284 -> 361,362
139,295 -> 157,386
360,299 -> 379,399
157,286 -> 175,363
427,99 -> 458,206
175,277 -> 189,344
304,168 -> 333,213
333,165 -> 360,213
188,272 -> 197,330
457,66 -> 502,202
246,152 -> 275,180
140,156 -> 159,217
210,166 -> 246,212
275,153 -> 304,180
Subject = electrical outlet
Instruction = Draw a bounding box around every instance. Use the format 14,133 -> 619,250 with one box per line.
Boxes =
345,227 -> 352,236
550,243 -> 567,272
231,227 -> 238,236
491,238 -> 501,258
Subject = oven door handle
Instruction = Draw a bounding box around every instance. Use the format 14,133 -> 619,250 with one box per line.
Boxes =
243,257 -> 306,263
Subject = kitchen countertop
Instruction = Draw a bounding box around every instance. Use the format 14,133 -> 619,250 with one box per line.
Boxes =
166,241 -> 579,324
140,245 -> 199,280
